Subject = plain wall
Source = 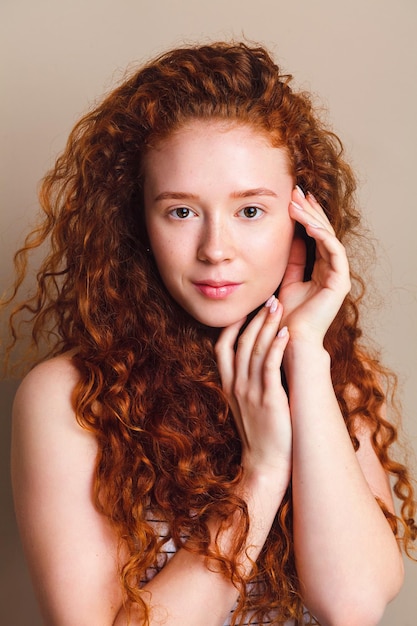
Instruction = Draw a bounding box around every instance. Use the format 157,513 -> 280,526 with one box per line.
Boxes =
1,1 -> 416,624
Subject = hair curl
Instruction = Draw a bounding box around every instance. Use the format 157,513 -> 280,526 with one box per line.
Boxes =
5,41 -> 416,624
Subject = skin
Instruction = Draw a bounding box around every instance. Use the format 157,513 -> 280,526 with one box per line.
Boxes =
11,119 -> 404,626
143,121 -> 295,329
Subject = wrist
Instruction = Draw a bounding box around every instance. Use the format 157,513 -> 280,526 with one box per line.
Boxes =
284,334 -> 329,360
240,463 -> 291,502
283,337 -> 331,383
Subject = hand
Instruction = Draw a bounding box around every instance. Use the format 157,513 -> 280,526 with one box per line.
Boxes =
279,187 -> 351,343
215,299 -> 292,481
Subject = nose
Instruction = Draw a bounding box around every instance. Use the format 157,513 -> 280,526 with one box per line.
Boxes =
197,216 -> 234,264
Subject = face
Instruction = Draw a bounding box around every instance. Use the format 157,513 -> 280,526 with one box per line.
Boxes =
143,120 -> 295,327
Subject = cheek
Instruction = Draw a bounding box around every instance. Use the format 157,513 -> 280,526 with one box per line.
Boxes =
265,222 -> 295,265
152,245 -> 175,279
147,223 -> 172,261
150,237 -> 188,288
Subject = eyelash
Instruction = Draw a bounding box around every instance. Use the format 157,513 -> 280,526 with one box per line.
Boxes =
169,206 -> 264,220
169,207 -> 196,219
237,206 -> 264,219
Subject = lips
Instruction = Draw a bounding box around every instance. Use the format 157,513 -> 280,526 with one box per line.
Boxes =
193,281 -> 241,299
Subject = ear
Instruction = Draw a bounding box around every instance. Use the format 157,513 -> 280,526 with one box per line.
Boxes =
280,234 -> 307,290
293,222 -> 316,281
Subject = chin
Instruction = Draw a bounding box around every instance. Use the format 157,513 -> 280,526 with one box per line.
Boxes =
189,305 -> 263,330
179,294 -> 268,329
186,309 -> 240,329
194,317 -> 236,329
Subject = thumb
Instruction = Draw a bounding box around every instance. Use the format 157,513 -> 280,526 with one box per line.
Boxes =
214,318 -> 246,395
280,235 -> 307,289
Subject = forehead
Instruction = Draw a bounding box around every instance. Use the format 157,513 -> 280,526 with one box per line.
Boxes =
143,119 -> 292,178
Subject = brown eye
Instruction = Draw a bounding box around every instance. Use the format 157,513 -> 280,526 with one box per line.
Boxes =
173,207 -> 192,219
240,206 -> 262,219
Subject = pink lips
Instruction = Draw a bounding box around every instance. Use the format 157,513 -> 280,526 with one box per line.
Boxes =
193,281 -> 241,299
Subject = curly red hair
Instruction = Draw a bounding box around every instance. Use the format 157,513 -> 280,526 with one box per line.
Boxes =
5,42 -> 416,624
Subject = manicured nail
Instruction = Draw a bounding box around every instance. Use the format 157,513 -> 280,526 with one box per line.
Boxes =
307,221 -> 323,229
265,295 -> 275,308
307,191 -> 317,202
278,326 -> 288,337
270,298 -> 279,313
290,200 -> 304,211
295,185 -> 305,199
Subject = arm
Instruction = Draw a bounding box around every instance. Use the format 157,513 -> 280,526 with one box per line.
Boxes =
116,467 -> 288,626
285,341 -> 403,626
11,356 -> 123,626
12,328 -> 291,626
140,190 -> 404,626
279,189 -> 404,625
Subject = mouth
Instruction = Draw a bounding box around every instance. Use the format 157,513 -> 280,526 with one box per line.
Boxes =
193,281 -> 242,299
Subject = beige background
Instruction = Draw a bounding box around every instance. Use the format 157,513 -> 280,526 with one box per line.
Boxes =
1,0 -> 416,624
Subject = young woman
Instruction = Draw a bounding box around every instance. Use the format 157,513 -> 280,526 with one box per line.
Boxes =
7,42 -> 416,626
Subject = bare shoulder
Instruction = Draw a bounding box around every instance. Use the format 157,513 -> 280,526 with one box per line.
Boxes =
12,351 -> 98,499
13,352 -> 80,420
11,352 -> 98,508
12,355 -> 123,623
13,354 -> 90,438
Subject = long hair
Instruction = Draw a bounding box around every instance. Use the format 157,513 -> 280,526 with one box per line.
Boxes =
5,42 -> 416,624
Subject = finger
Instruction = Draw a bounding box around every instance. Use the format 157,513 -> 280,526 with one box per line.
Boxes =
290,200 -> 331,233
306,223 -> 348,273
215,318 -> 246,394
233,303 -> 271,381
215,318 -> 249,444
305,190 -> 334,230
291,187 -> 347,274
247,298 -> 285,381
290,187 -> 334,234
263,325 -> 290,391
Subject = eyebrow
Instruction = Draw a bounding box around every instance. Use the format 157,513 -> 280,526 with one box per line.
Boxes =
154,191 -> 199,202
231,188 -> 278,199
154,188 -> 278,202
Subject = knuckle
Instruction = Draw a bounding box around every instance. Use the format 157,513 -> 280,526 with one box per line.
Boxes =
263,359 -> 281,375
246,386 -> 259,403
232,378 -> 244,398
252,342 -> 263,356
233,377 -> 249,401
237,335 -> 249,350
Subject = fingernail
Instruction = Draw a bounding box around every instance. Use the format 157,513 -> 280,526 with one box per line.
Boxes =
290,200 -> 304,211
295,185 -> 305,199
307,191 -> 317,202
265,295 -> 275,308
307,221 -> 323,229
278,326 -> 288,337
270,298 -> 279,314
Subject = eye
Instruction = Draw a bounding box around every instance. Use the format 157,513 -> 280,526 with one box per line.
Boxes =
170,207 -> 195,219
238,206 -> 264,219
